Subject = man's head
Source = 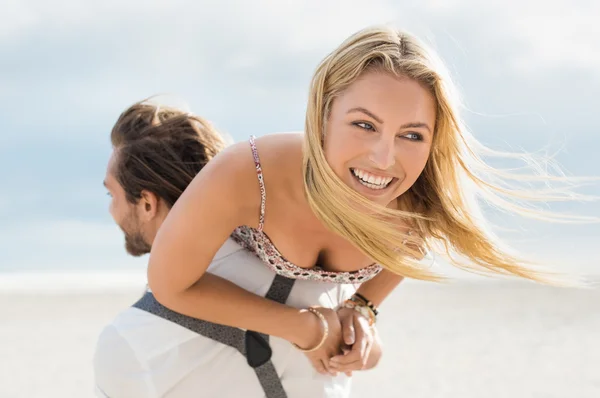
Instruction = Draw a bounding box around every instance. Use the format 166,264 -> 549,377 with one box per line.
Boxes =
103,100 -> 225,256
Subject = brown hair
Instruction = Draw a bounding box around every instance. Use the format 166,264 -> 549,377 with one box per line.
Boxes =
110,100 -> 225,208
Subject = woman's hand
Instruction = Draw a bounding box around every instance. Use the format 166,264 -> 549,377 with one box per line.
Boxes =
289,307 -> 344,376
327,306 -> 376,375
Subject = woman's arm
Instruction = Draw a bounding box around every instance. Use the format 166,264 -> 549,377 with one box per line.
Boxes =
338,269 -> 405,347
355,268 -> 405,306
147,142 -> 320,349
329,269 -> 405,372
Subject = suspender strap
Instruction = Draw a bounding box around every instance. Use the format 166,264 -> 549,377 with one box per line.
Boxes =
133,274 -> 295,398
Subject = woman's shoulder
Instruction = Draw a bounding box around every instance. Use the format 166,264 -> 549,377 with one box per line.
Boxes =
203,132 -> 303,191
252,132 -> 304,158
251,132 -> 305,187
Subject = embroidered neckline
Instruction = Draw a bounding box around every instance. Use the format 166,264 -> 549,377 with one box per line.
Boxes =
231,226 -> 382,284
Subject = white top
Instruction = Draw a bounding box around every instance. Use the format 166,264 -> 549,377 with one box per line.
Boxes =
93,238 -> 357,398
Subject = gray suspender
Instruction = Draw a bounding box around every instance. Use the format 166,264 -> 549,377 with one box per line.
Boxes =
132,274 -> 296,398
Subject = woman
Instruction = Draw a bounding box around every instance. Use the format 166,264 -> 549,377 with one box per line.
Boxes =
148,25 -> 594,397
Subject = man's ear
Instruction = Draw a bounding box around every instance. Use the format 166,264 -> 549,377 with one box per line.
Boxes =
139,190 -> 159,221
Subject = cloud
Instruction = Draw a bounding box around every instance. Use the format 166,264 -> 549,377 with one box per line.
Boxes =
0,0 -> 403,143
486,1 -> 600,75
418,0 -> 600,75
3,0 -> 598,144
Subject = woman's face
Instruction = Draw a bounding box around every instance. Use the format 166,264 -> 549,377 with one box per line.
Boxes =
323,70 -> 436,208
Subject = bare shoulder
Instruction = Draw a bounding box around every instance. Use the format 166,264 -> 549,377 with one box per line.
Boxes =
147,139 -> 266,296
181,138 -> 264,227
251,132 -> 305,190
253,132 -> 304,154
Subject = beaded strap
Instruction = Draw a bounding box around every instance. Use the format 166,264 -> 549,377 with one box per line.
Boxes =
342,298 -> 376,326
249,135 -> 266,232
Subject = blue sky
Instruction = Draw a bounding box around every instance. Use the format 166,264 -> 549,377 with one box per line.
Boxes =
1,0 -> 598,278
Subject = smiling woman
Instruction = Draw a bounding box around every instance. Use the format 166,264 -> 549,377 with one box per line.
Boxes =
323,73 -> 435,204
301,27 -> 598,283
98,24 -> 598,398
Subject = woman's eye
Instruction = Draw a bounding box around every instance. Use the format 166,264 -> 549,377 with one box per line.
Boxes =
353,122 -> 375,131
403,132 -> 423,141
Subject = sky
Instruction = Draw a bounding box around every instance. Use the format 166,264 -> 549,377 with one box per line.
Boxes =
0,0 -> 598,279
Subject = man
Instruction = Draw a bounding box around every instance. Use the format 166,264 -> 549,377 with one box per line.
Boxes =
95,100 -> 228,397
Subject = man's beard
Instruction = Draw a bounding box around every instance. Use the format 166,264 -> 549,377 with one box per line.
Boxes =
124,230 -> 152,256
120,214 -> 152,256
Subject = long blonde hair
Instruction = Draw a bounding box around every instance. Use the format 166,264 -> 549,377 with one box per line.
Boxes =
302,25 -> 598,284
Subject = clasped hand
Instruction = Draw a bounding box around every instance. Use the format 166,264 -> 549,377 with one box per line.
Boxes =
297,306 -> 380,377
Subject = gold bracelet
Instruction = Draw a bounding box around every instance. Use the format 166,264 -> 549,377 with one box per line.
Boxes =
292,307 -> 329,352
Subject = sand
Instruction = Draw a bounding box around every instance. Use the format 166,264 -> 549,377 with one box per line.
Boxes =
1,281 -> 599,398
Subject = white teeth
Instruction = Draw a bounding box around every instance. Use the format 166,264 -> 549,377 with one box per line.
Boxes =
351,168 -> 393,190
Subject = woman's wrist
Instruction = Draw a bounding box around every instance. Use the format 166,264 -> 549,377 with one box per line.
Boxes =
284,307 -> 324,349
292,308 -> 329,352
340,293 -> 379,326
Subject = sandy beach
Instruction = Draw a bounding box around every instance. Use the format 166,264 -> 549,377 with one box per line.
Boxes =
1,280 -> 599,398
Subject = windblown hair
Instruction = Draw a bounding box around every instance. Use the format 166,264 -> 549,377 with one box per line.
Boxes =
303,25 -> 597,284
111,100 -> 225,208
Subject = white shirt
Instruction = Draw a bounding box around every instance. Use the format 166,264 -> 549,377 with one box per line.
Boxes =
93,239 -> 356,398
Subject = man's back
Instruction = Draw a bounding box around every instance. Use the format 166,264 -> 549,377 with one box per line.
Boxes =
93,237 -> 356,398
